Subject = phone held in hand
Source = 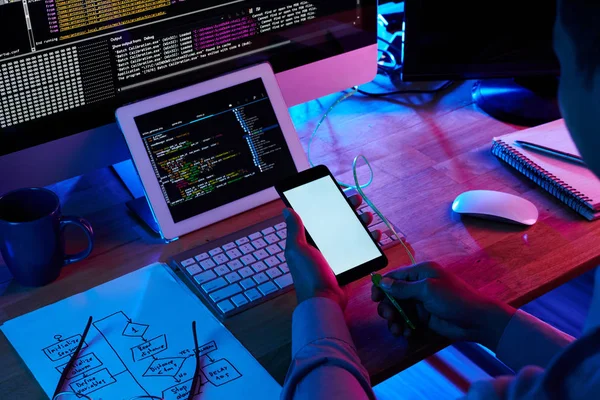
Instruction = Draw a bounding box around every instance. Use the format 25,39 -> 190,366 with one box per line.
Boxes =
275,165 -> 388,284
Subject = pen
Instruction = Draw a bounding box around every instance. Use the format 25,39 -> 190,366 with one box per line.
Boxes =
371,273 -> 416,330
514,140 -> 586,166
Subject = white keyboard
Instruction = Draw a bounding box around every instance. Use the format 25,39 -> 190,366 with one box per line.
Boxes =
171,198 -> 403,319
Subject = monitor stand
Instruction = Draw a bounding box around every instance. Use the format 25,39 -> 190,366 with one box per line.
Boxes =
472,77 -> 561,127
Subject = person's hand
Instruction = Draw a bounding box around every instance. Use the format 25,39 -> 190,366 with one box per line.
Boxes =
371,262 -> 516,352
284,194 -> 379,309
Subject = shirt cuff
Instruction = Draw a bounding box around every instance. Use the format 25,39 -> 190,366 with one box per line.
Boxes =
292,297 -> 355,356
496,309 -> 574,371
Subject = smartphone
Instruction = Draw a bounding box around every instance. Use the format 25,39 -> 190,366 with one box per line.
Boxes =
275,165 -> 388,284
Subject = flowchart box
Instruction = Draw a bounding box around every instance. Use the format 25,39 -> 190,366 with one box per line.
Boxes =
203,359 -> 241,386
56,352 -> 102,379
43,334 -> 88,361
130,334 -> 167,361
69,368 -> 116,396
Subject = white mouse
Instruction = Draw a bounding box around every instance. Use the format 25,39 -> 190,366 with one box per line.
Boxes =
452,190 -> 539,226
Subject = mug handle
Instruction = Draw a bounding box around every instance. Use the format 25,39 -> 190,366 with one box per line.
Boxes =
60,216 -> 95,265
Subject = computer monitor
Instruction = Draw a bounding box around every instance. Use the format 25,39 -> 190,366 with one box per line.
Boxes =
402,0 -> 560,126
0,0 -> 377,193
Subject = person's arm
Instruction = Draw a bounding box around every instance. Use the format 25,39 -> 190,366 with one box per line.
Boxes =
463,320 -> 600,399
495,310 -> 574,371
280,205 -> 376,400
280,297 -> 374,400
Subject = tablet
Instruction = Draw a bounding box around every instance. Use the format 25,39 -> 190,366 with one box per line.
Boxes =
116,63 -> 309,240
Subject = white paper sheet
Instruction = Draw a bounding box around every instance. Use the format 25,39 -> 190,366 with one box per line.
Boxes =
1,263 -> 281,399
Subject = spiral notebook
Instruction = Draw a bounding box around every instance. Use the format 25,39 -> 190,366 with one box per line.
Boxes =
492,119 -> 600,220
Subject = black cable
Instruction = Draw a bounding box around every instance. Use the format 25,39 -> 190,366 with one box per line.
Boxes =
378,36 -> 403,55
357,80 -> 454,98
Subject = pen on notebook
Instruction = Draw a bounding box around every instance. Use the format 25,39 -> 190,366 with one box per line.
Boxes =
371,273 -> 416,330
514,140 -> 586,166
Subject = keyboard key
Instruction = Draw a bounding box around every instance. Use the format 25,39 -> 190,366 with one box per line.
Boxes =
201,277 -> 227,293
217,299 -> 235,314
381,237 -> 393,246
251,261 -> 267,273
231,294 -> 249,307
195,252 -> 209,262
186,264 -> 202,276
278,241 -> 286,250
225,271 -> 241,284
248,232 -> 262,240
238,267 -> 254,278
261,227 -> 275,235
209,247 -> 223,256
245,288 -> 262,302
253,272 -> 269,284
227,259 -> 243,271
276,252 -> 286,263
200,259 -> 216,270
279,263 -> 289,274
194,270 -> 217,285
226,248 -> 242,260
235,237 -> 250,245
276,229 -> 287,240
251,238 -> 267,249
264,256 -> 280,268
264,234 -> 279,245
213,254 -> 229,265
274,273 -> 294,288
266,267 -> 282,279
239,244 -> 255,254
209,283 -> 242,302
258,281 -> 278,296
266,244 -> 281,255
214,265 -> 230,276
222,242 -> 236,251
181,258 -> 196,267
240,254 -> 256,266
240,278 -> 256,290
274,222 -> 286,230
253,249 -> 269,260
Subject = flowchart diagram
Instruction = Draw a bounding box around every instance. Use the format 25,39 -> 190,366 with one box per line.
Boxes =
42,311 -> 242,399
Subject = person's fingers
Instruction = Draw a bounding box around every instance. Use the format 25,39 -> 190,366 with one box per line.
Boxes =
370,230 -> 382,242
380,277 -> 428,301
283,208 -> 307,245
359,212 -> 373,227
428,316 -> 468,340
384,262 -> 442,282
377,302 -> 402,322
348,194 -> 363,209
388,321 -> 403,336
371,284 -> 386,302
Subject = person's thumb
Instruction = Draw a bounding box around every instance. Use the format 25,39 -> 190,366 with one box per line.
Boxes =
380,277 -> 426,301
283,208 -> 306,244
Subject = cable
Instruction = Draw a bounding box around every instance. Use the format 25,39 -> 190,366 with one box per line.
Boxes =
306,88 -> 416,264
351,155 -> 416,265
307,86 -> 373,189
378,36 -> 403,55
357,80 -> 454,98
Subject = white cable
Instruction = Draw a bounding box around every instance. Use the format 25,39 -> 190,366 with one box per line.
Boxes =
307,87 -> 416,265
351,155 -> 416,265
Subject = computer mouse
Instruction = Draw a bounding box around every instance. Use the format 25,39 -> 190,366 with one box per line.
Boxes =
452,190 -> 539,226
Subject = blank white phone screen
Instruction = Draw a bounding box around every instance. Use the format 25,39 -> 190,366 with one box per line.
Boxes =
283,176 -> 381,275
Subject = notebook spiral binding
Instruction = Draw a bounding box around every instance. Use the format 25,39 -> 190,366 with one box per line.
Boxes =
492,140 -> 596,220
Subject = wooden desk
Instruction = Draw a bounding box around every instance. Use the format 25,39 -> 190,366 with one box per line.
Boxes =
2,81 -> 600,398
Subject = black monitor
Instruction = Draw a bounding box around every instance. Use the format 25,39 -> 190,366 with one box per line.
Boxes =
402,0 -> 560,126
0,0 -> 377,193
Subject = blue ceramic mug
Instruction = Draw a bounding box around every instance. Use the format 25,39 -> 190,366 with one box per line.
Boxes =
0,188 -> 94,286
